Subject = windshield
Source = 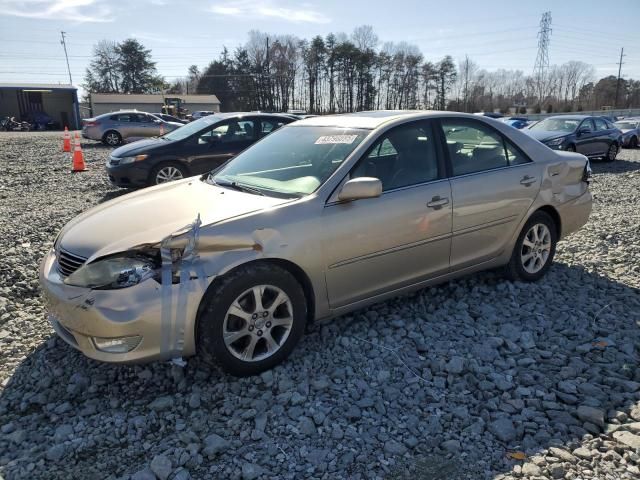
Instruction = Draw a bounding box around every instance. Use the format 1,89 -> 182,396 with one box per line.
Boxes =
210,126 -> 368,197
162,116 -> 218,141
614,121 -> 638,130
530,118 -> 580,132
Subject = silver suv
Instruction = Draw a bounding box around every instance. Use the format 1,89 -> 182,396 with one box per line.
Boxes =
82,111 -> 183,146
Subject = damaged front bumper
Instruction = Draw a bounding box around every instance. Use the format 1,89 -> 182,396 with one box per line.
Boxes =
39,248 -> 205,363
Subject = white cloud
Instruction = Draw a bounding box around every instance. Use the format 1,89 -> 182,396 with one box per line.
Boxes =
210,0 -> 330,24
0,0 -> 113,22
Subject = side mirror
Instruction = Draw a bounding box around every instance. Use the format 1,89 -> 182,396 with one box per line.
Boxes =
153,119 -> 161,124
577,127 -> 590,136
338,177 -> 382,201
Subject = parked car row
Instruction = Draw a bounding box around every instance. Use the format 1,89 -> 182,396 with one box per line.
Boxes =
42,110 -> 593,375
523,115 -> 622,161
106,112 -> 295,187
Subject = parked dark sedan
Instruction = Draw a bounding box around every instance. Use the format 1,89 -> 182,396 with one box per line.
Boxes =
525,115 -> 622,161
106,113 -> 295,187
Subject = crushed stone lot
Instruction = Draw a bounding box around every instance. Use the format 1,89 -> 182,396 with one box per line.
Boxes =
0,130 -> 639,480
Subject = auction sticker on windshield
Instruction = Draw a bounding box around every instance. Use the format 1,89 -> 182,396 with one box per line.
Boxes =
315,135 -> 358,144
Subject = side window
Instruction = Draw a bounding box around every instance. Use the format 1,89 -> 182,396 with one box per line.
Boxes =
504,141 -> 531,166
197,120 -> 257,145
352,121 -> 439,191
138,114 -> 154,123
261,120 -> 285,137
579,119 -> 594,132
441,120 -> 507,176
114,114 -> 134,122
594,118 -> 608,131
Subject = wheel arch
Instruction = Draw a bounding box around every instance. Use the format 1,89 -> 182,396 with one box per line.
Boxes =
534,205 -> 561,238
195,257 -> 317,332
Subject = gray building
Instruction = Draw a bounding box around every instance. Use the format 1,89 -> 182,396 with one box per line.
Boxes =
0,83 -> 80,129
90,93 -> 221,116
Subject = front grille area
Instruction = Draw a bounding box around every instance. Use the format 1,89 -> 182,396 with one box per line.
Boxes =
57,249 -> 87,277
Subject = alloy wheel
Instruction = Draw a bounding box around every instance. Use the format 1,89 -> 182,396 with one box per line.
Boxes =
155,166 -> 183,183
105,133 -> 120,146
222,285 -> 294,362
607,143 -> 617,161
520,223 -> 552,274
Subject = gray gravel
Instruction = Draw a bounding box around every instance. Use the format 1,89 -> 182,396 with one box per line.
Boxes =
1,131 -> 639,480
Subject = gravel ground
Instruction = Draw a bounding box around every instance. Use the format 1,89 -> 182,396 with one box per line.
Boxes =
0,131 -> 639,480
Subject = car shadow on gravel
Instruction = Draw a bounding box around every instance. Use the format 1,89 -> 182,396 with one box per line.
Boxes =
591,157 -> 640,174
1,264 -> 639,479
99,189 -> 135,203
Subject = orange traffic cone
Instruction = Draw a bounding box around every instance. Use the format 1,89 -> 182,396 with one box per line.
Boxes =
62,127 -> 71,152
72,133 -> 86,172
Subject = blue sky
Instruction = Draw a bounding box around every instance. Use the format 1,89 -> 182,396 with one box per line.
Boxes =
0,0 -> 638,89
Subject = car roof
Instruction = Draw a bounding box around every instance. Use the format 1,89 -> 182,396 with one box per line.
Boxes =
291,110 -> 455,129
543,115 -> 589,120
213,112 -> 296,121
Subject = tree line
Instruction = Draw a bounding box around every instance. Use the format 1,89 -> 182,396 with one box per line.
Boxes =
84,26 -> 640,114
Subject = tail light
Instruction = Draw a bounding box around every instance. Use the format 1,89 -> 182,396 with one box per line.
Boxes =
582,160 -> 592,184
83,120 -> 99,127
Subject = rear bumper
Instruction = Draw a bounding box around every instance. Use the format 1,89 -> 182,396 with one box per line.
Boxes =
557,189 -> 592,239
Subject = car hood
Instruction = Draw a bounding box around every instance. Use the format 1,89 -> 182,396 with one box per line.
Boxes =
111,138 -> 172,157
619,128 -> 633,134
58,178 -> 289,260
524,129 -> 568,142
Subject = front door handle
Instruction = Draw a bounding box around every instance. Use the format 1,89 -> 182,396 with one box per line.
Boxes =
427,196 -> 449,209
520,175 -> 537,186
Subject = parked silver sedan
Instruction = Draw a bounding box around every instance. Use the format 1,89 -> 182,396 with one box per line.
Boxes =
41,111 -> 592,375
82,111 -> 183,146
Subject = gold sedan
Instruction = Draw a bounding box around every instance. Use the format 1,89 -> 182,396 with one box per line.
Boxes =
40,111 -> 592,375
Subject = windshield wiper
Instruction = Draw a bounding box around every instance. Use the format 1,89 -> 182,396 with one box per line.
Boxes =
213,178 -> 265,196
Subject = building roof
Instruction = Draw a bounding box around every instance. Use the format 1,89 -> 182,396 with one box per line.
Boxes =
0,83 -> 76,91
91,93 -> 220,104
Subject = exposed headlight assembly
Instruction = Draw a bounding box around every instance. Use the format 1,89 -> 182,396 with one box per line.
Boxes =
64,255 -> 157,289
545,137 -> 565,147
119,154 -> 148,165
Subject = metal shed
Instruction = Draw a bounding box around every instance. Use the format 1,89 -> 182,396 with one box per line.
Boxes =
0,83 -> 80,130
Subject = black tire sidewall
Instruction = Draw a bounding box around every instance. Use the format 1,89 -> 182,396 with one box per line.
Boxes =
507,211 -> 557,282
605,142 -> 617,162
197,264 -> 307,376
566,144 -> 576,152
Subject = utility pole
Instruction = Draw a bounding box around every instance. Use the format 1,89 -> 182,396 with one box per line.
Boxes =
615,47 -> 625,108
60,31 -> 73,85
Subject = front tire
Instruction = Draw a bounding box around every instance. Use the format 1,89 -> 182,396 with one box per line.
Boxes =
566,144 -> 576,152
197,263 -> 307,376
630,137 -> 638,149
506,211 -> 557,282
150,162 -> 187,185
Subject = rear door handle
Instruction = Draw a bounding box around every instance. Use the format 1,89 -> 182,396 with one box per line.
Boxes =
520,175 -> 537,186
427,196 -> 449,209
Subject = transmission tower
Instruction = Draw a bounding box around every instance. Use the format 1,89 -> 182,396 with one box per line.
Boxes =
532,12 -> 552,105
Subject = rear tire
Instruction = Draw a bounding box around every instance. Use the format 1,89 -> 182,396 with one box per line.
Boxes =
197,263 -> 307,376
102,130 -> 122,146
505,211 -> 557,282
604,142 -> 618,162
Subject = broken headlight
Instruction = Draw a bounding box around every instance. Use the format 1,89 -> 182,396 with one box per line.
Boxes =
64,256 -> 157,289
